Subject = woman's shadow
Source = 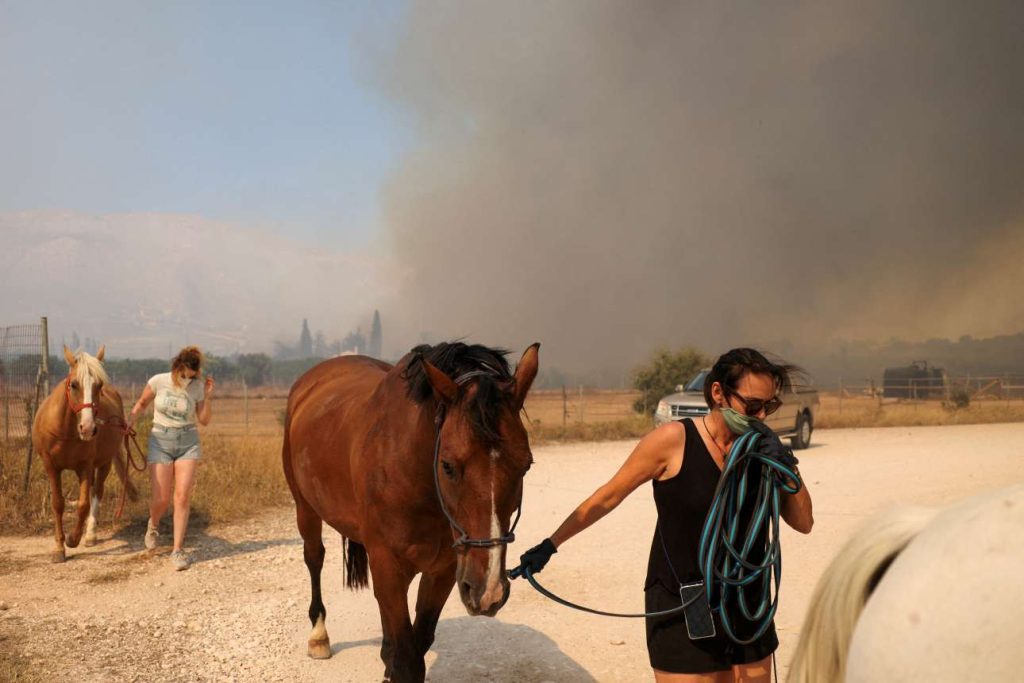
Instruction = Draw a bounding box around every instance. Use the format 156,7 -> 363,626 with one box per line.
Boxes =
425,617 -> 596,682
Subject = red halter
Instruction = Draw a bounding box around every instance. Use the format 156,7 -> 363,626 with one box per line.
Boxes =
65,376 -> 100,414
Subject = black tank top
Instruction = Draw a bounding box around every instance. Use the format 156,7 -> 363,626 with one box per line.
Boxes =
645,418 -> 721,592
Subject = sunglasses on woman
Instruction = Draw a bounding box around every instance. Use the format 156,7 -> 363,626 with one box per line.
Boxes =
727,390 -> 783,417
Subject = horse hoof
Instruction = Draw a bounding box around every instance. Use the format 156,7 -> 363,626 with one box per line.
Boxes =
83,534 -> 97,547
66,535 -> 81,549
307,638 -> 332,659
51,549 -> 66,563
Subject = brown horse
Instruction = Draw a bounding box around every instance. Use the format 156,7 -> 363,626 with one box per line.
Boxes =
283,341 -> 540,682
32,346 -> 136,562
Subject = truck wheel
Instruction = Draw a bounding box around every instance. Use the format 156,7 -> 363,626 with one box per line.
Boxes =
791,411 -> 812,450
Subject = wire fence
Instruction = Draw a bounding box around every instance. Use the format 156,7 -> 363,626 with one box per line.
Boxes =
830,376 -> 1024,402
0,320 -> 48,443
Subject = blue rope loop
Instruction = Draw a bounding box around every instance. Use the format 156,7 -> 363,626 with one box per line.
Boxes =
697,430 -> 801,644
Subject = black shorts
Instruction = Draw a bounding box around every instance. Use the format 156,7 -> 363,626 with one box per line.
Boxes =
644,583 -> 778,674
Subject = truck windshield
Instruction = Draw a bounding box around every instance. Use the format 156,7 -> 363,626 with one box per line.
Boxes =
684,371 -> 708,393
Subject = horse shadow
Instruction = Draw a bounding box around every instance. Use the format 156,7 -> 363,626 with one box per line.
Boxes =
425,617 -> 596,682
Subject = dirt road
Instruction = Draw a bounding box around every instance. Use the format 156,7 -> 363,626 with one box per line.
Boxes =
2,423 -> 1022,682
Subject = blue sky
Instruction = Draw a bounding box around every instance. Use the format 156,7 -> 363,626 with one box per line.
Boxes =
0,0 -> 409,248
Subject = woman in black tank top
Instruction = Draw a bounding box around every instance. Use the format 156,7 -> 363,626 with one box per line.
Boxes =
515,349 -> 814,682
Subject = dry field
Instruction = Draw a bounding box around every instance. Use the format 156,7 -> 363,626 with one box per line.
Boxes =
4,389 -> 1023,536
814,393 -> 1024,429
193,389 -> 1024,437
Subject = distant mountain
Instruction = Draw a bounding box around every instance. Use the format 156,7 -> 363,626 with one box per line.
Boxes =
1,210 -> 389,357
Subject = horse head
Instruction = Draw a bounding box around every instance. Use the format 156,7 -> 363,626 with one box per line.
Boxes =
62,345 -> 108,441
416,342 -> 540,617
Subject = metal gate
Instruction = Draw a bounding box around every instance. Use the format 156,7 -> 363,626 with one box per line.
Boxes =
0,317 -> 49,489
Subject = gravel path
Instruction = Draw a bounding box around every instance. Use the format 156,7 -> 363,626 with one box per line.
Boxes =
2,423 -> 1022,682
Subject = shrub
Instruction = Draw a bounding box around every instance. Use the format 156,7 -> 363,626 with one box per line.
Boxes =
632,347 -> 708,414
948,387 -> 971,409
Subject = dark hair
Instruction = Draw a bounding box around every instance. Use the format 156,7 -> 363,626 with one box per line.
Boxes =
403,342 -> 513,442
171,346 -> 203,388
702,348 -> 801,407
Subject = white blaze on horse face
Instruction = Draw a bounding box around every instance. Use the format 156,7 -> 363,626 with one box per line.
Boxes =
78,371 -> 96,437
483,449 -> 503,603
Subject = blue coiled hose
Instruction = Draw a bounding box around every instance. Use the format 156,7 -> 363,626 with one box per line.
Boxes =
507,426 -> 800,644
698,429 -> 801,644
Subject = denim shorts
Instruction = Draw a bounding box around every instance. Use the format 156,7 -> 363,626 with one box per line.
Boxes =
147,424 -> 201,464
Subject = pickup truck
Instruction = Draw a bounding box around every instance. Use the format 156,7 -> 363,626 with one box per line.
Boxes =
653,369 -> 820,449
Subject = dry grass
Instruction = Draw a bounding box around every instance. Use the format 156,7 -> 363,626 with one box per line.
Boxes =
814,394 -> 1024,429
0,422 -> 290,536
4,389 -> 1022,538
524,389 -> 640,425
526,415 -> 653,444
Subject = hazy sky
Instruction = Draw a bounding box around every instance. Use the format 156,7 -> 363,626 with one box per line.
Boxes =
3,1 -> 1023,380
0,0 -> 407,248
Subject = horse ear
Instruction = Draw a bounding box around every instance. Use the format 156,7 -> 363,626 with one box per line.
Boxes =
512,343 -> 541,409
422,360 -> 459,405
96,345 -> 105,362
63,345 -> 76,366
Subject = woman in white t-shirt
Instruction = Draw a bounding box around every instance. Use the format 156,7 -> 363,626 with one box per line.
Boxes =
127,345 -> 214,570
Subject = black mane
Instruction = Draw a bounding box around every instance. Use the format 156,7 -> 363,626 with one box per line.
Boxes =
403,342 -> 513,442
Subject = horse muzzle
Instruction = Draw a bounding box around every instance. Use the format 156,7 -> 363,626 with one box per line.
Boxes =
456,553 -> 511,617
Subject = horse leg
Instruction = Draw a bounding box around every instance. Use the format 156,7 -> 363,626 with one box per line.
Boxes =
84,461 -> 111,546
65,465 -> 93,549
369,551 -> 420,683
44,461 -> 66,563
412,565 -> 456,657
295,499 -> 331,659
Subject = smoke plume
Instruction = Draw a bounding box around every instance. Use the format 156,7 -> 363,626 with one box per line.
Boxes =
374,1 -> 1024,380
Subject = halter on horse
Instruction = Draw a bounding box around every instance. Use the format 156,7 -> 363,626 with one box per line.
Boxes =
31,346 -> 136,562
282,341 -> 539,683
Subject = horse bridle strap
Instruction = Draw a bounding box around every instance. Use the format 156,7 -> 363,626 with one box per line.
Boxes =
65,377 -> 99,414
432,370 -> 523,549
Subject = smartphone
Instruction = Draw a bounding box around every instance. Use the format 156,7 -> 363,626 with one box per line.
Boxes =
681,580 -> 716,640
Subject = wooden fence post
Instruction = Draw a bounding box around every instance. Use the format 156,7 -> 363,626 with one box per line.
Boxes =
243,377 -> 250,435
561,386 -> 567,428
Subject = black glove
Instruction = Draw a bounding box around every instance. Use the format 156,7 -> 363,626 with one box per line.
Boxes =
749,420 -> 799,470
509,538 -> 557,579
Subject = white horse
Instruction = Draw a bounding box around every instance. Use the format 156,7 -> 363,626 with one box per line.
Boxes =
788,483 -> 1024,682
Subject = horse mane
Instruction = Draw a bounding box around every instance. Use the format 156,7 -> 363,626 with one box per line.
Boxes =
402,342 -> 513,442
73,350 -> 110,385
787,504 -> 937,683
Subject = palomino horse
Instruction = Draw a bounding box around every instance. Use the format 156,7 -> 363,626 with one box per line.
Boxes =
788,483 -> 1024,682
283,342 -> 539,682
32,347 -> 136,562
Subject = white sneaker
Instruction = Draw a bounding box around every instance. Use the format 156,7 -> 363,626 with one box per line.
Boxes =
144,522 -> 159,550
170,550 -> 191,571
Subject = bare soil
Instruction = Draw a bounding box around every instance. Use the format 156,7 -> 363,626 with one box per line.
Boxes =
1,423 -> 1021,682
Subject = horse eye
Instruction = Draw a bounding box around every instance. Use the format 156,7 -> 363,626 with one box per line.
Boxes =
441,461 -> 456,479
71,381 -> 80,390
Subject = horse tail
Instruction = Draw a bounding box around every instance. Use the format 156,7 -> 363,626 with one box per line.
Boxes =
787,505 -> 937,683
342,538 -> 369,590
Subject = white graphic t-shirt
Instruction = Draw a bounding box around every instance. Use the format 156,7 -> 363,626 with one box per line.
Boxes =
148,372 -> 205,428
